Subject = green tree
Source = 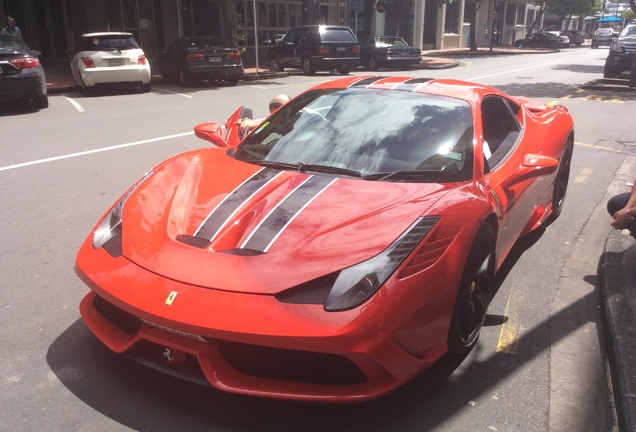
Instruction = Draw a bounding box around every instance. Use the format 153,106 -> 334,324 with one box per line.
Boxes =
209,0 -> 240,47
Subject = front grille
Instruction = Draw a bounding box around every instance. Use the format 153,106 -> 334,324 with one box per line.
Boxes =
93,294 -> 141,335
218,341 -> 368,386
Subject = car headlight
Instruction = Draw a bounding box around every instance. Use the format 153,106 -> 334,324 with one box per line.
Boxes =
92,170 -> 154,254
324,216 -> 440,311
612,42 -> 624,53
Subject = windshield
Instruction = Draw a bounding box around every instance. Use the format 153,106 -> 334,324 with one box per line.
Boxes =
376,37 -> 408,47
234,88 -> 474,183
184,37 -> 229,49
621,26 -> 636,37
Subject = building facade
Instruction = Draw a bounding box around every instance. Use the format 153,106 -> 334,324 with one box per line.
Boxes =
0,0 -> 541,63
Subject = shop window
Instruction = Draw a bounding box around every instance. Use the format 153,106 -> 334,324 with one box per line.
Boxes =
444,1 -> 459,34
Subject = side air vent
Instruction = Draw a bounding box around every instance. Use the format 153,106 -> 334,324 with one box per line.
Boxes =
176,235 -> 211,249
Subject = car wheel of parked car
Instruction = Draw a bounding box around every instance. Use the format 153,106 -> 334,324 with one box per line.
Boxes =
269,57 -> 284,72
447,223 -> 494,355
368,57 -> 378,71
35,95 -> 49,109
302,57 -> 316,75
140,83 -> 151,93
81,80 -> 93,97
179,69 -> 189,87
603,63 -> 619,78
630,59 -> 636,88
591,43 -> 596,49
338,64 -> 351,75
227,77 -> 240,86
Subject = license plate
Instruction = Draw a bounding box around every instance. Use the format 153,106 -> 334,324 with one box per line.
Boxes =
209,57 -> 222,63
399,52 -> 408,56
108,58 -> 125,67
337,47 -> 345,52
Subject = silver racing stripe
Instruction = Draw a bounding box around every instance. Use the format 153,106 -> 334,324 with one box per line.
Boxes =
242,176 -> 337,252
194,167 -> 282,241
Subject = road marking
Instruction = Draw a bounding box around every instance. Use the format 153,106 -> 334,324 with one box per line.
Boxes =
575,167 -> 593,183
0,132 -> 194,172
152,87 -> 194,98
497,291 -> 520,354
64,96 -> 85,112
468,59 -> 563,80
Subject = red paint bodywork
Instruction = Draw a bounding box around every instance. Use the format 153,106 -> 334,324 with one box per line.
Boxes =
75,77 -> 573,402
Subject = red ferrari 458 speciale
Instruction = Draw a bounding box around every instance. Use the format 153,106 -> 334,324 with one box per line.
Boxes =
75,76 -> 574,402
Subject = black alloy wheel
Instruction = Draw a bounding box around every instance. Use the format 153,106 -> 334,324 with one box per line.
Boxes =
447,223 -> 495,355
368,57 -> 378,71
551,136 -> 573,220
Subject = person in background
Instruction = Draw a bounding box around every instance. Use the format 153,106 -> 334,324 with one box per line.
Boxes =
239,94 -> 290,137
608,180 -> 636,239
2,16 -> 22,39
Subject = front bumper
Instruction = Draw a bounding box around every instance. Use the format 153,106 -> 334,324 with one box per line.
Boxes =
75,237 -> 455,402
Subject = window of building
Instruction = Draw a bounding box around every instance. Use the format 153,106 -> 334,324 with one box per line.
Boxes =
445,0 -> 459,34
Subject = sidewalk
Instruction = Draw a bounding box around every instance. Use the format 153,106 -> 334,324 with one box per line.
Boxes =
43,45 -> 557,94
599,156 -> 636,432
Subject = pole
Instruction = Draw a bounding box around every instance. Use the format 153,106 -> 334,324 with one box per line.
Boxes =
253,0 -> 259,73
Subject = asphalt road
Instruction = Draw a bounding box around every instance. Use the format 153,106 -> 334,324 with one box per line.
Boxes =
1,45 -> 634,431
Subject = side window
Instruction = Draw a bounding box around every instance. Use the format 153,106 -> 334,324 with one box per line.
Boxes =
284,29 -> 301,46
481,96 -> 521,169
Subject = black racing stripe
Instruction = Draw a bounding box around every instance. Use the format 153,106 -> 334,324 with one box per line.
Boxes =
195,167 -> 281,241
393,78 -> 434,92
242,175 -> 335,252
348,76 -> 388,88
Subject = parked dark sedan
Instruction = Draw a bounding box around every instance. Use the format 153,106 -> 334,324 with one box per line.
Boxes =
0,35 -> 48,109
360,36 -> 421,70
515,31 -> 569,49
160,36 -> 245,86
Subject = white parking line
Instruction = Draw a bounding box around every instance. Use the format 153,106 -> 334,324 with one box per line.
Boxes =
0,132 -> 194,172
152,87 -> 194,98
64,96 -> 85,112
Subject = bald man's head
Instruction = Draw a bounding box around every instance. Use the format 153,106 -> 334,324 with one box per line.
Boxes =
269,94 -> 291,113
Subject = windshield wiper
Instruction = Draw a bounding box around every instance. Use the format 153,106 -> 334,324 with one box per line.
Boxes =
297,163 -> 362,178
363,169 -> 460,182
255,160 -> 362,178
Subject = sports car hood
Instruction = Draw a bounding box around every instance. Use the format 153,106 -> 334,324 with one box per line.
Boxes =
120,148 -> 452,294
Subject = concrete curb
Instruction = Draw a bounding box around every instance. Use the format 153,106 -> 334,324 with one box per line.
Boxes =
599,229 -> 636,432
581,78 -> 636,93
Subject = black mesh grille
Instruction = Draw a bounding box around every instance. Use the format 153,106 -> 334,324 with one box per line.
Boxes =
218,341 -> 368,386
93,294 -> 141,335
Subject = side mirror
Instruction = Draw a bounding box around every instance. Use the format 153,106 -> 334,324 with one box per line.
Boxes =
194,122 -> 229,147
503,154 -> 559,188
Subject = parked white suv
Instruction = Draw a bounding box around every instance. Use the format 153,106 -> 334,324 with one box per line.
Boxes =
71,32 -> 151,96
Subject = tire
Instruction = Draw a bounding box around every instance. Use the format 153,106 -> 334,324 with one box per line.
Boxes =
550,136 -> 573,220
591,43 -> 596,49
604,62 -> 619,78
140,83 -> 151,93
447,223 -> 495,355
269,57 -> 284,72
35,94 -> 49,109
368,57 -> 378,71
227,76 -> 240,86
629,57 -> 636,88
178,69 -> 189,87
338,64 -> 351,75
302,57 -> 315,75
81,80 -> 93,97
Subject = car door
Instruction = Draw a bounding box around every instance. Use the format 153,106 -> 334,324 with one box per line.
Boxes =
479,95 -> 546,262
279,28 -> 306,66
